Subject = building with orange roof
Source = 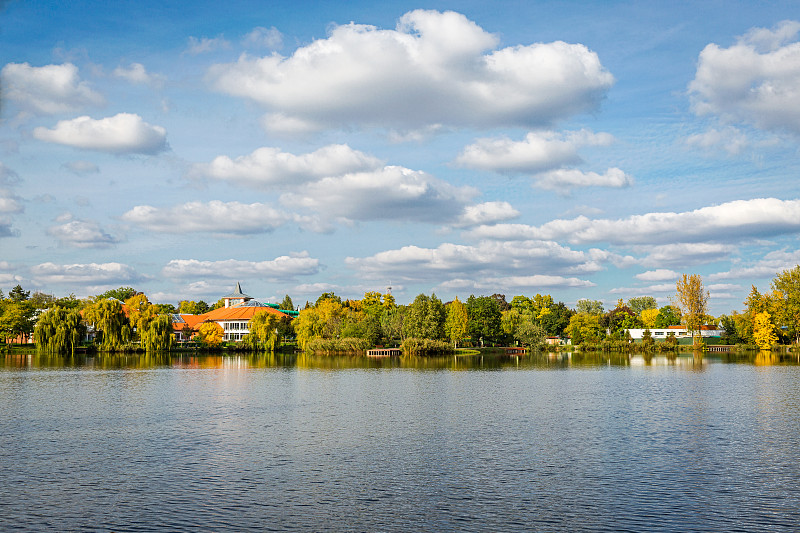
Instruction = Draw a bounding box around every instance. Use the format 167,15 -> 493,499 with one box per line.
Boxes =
174,283 -> 293,342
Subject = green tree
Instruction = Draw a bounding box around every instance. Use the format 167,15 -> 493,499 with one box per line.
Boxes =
139,314 -> 174,352
34,306 -> 86,354
674,274 -> 709,345
316,292 -> 342,306
576,299 -> 604,315
466,295 -> 502,345
539,301 -> 573,337
178,300 -> 210,314
0,301 -> 36,343
243,311 -> 280,351
604,301 -> 640,337
771,265 -> 800,344
8,284 -> 30,302
97,287 -> 138,302
83,298 -> 130,350
567,313 -> 605,345
654,305 -> 681,328
445,297 -> 469,348
627,296 -> 657,317
719,314 -> 745,345
403,294 -> 445,340
279,294 -> 294,312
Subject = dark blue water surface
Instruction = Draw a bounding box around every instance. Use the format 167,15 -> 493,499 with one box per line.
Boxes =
2,352 -> 800,532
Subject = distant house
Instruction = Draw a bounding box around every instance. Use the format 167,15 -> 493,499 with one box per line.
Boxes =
174,283 -> 294,342
626,325 -> 724,340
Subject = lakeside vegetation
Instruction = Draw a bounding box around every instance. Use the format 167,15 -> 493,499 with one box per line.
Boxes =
1,266 -> 799,356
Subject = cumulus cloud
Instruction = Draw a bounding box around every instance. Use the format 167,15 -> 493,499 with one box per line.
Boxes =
112,63 -> 164,86
455,129 -> 613,174
242,26 -> 283,49
637,243 -> 735,268
1,62 -> 104,115
438,275 -> 594,292
186,35 -> 231,55
609,284 -> 676,296
47,216 -> 121,248
33,113 -> 168,154
690,20 -> 800,135
62,160 -> 99,175
30,262 -> 141,285
189,144 -> 382,188
533,167 -> 632,192
121,201 -> 303,235
207,10 -> 613,132
346,239 -> 606,283
468,198 -> 800,245
454,201 -> 520,227
708,248 -> 800,281
686,126 -> 751,155
635,269 -> 679,282
281,166 -> 477,224
0,189 -> 23,215
162,253 -> 320,280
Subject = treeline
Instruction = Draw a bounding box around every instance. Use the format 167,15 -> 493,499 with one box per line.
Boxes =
4,265 -> 799,355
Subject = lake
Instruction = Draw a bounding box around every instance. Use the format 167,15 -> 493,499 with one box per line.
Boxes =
2,351 -> 800,532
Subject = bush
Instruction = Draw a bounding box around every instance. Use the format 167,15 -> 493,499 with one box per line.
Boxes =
305,337 -> 372,354
401,338 -> 455,356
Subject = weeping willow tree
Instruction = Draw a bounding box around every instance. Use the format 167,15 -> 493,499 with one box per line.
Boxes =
83,298 -> 130,351
35,306 -> 86,354
139,314 -> 174,352
243,311 -> 280,352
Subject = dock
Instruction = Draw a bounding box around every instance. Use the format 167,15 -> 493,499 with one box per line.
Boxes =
367,348 -> 402,357
505,347 -> 526,355
706,345 -> 734,353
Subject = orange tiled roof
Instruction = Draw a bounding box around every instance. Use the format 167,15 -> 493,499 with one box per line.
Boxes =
198,303 -> 288,322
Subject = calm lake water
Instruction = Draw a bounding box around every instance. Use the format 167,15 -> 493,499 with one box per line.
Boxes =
2,351 -> 800,532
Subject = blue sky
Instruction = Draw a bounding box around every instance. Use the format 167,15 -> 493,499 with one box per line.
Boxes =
2,0 -> 800,313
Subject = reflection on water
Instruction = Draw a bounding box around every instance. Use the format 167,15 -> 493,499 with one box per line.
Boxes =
4,350 -> 799,371
2,349 -> 800,531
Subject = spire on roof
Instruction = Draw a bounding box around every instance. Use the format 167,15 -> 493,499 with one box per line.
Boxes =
222,282 -> 253,308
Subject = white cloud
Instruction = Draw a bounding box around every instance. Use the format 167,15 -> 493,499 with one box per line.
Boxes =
686,126 -> 750,155
62,160 -> 99,175
690,20 -> 800,135
454,201 -> 520,227
637,243 -> 735,268
47,216 -> 121,248
1,62 -> 104,115
455,129 -> 613,174
533,167 -> 633,192
30,262 -> 141,285
292,282 -> 342,296
112,63 -> 164,86
0,189 -> 23,214
242,26 -> 283,49
162,253 -> 320,280
708,248 -> 800,281
438,275 -> 594,292
346,239 -> 606,282
189,144 -> 382,188
33,113 -> 168,154
635,269 -> 679,282
207,10 -> 613,131
186,35 -> 231,55
281,165 -> 478,224
121,201 -> 297,235
608,283 -> 675,296
468,198 -> 800,245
